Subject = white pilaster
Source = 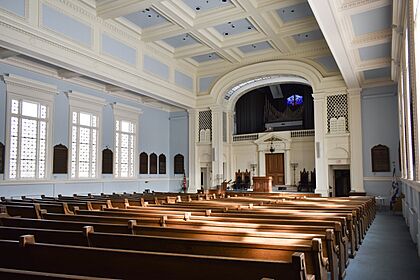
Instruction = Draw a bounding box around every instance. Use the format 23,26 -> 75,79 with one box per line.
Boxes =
348,88 -> 364,192
313,93 -> 328,196
285,150 -> 291,185
187,109 -> 199,192
211,105 -> 224,188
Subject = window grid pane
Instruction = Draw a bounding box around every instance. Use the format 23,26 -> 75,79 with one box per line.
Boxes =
8,99 -> 50,180
71,111 -> 99,179
115,120 -> 136,178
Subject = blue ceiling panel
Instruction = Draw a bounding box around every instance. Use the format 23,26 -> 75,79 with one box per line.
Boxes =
238,41 -> 272,53
124,8 -> 169,29
293,29 -> 324,43
277,2 -> 314,23
162,33 -> 200,48
214,18 -> 254,37
192,52 -> 222,63
363,67 -> 391,80
359,43 -> 391,61
182,0 -> 232,13
351,5 -> 392,36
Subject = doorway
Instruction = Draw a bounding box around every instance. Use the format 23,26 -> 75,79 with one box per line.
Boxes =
200,167 -> 211,190
334,169 -> 350,197
265,153 -> 285,185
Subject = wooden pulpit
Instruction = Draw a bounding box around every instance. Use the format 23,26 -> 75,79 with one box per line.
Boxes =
252,176 -> 272,192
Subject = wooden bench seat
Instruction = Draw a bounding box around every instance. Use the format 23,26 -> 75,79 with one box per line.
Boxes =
0,236 -> 312,280
0,267 -> 117,279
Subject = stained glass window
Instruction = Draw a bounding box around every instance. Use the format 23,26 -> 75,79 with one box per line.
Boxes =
115,119 -> 136,178
71,111 -> 99,178
286,94 -> 303,106
8,99 -> 49,179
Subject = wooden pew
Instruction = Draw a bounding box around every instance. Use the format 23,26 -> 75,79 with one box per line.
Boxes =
0,267 -> 116,279
0,236 -> 312,280
0,226 -> 327,280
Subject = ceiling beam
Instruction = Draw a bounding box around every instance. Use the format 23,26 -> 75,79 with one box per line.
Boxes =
308,0 -> 360,88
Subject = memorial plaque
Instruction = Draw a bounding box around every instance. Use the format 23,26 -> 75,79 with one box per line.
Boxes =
53,144 -> 68,174
102,148 -> 113,174
371,144 -> 390,172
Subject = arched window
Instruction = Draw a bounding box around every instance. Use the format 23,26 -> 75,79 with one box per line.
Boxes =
139,152 -> 148,174
159,154 -> 166,174
174,154 -> 184,174
149,153 -> 157,174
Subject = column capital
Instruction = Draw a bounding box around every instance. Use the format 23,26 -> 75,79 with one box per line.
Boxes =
187,108 -> 198,115
210,105 -> 223,113
347,88 -> 362,97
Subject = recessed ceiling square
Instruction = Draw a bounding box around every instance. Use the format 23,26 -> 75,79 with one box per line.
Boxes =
277,2 -> 314,23
192,52 -> 222,63
214,18 -> 255,37
351,5 -> 392,36
363,67 -> 391,80
314,55 -> 339,72
293,29 -> 324,43
359,42 -> 391,61
182,0 -> 232,13
124,8 -> 169,29
162,33 -> 200,48
239,41 -> 272,53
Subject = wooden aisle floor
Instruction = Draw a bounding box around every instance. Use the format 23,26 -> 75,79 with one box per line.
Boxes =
346,211 -> 420,280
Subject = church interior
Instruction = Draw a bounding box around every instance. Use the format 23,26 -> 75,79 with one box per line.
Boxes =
0,0 -> 419,279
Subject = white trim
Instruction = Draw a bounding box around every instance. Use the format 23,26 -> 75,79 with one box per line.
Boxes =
3,74 -> 56,181
2,74 -> 58,101
363,176 -> 394,181
66,90 -> 106,112
112,102 -> 143,120
112,105 -> 140,179
68,93 -> 104,180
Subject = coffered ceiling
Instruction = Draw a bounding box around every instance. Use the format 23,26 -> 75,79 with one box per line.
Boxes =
94,0 -> 395,88
95,0 -> 338,79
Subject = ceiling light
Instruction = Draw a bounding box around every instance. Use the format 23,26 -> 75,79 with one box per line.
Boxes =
196,7 -> 201,10
224,32 -> 229,35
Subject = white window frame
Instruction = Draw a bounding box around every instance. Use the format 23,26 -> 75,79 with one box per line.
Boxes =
112,103 -> 142,179
67,91 -> 105,180
3,74 -> 57,181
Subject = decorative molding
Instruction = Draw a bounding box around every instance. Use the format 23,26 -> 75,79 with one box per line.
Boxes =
1,73 -> 58,101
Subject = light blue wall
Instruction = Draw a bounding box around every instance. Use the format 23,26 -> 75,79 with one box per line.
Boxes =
143,55 -> 169,80
361,85 -> 399,197
199,76 -> 217,93
175,70 -> 193,91
102,34 -> 136,65
169,111 -> 189,192
0,0 -> 25,17
0,61 -> 188,197
42,4 -> 92,47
